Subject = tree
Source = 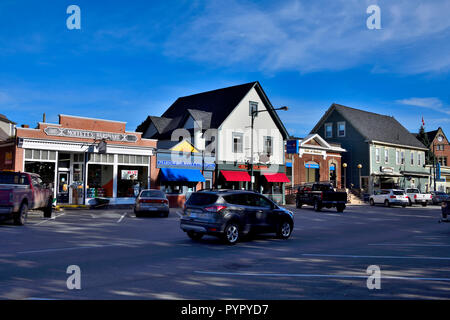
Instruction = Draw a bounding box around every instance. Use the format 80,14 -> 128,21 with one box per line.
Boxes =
416,126 -> 435,165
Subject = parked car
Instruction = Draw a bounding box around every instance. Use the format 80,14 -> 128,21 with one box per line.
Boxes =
430,191 -> 449,205
404,188 -> 432,206
369,189 -> 408,207
0,171 -> 53,225
134,189 -> 169,217
295,182 -> 347,212
180,190 -> 294,244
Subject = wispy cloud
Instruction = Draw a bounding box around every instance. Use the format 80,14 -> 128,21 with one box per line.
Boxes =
396,97 -> 450,115
164,0 -> 450,74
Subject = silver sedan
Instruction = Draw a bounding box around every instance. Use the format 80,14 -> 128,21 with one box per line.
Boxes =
134,189 -> 170,217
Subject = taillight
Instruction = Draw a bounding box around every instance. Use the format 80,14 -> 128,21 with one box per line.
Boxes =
390,195 -> 396,199
414,194 -> 417,199
204,205 -> 227,213
320,192 -> 323,200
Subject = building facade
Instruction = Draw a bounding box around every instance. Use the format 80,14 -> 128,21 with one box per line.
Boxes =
13,115 -> 156,205
139,82 -> 290,205
310,104 -> 429,194
0,114 -> 16,171
285,134 -> 345,188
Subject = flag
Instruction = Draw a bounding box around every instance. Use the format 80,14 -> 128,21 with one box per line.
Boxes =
422,116 -> 425,126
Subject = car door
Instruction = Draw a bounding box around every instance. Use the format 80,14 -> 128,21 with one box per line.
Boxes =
252,194 -> 277,233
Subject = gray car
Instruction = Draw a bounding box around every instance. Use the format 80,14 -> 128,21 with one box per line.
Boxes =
134,189 -> 169,217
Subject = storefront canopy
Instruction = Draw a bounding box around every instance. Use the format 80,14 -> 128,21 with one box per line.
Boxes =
160,168 -> 205,182
262,173 -> 290,183
221,170 -> 251,182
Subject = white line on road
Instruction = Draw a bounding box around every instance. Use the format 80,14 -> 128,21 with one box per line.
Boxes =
368,243 -> 450,247
18,244 -> 122,254
117,212 -> 128,223
301,253 -> 450,261
35,213 -> 65,225
176,211 -> 183,218
194,271 -> 450,282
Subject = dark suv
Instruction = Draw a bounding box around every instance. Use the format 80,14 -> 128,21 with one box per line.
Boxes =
180,190 -> 294,244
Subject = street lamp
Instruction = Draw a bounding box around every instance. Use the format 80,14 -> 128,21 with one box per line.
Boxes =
250,105 -> 288,190
342,163 -> 347,189
357,164 -> 363,191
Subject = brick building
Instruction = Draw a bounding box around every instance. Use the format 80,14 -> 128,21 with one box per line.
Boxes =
285,134 -> 345,189
13,115 -> 156,205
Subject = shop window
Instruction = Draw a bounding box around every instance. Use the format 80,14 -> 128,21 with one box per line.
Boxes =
87,164 -> 113,198
24,149 -> 56,161
117,165 -> 148,197
24,161 -> 55,185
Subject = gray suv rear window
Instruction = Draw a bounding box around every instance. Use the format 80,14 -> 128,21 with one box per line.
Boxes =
187,193 -> 219,206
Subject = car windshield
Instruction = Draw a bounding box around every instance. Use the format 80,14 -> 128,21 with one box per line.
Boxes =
187,193 -> 219,206
0,172 -> 29,185
140,190 -> 166,198
393,191 -> 405,195
406,189 -> 419,193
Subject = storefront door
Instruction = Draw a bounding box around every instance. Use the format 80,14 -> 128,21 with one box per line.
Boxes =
57,172 -> 70,203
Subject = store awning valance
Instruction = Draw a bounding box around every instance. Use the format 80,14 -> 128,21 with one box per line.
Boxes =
221,170 -> 251,182
160,168 -> 205,182
263,173 -> 291,183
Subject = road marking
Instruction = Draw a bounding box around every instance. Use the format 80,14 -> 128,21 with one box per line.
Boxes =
18,244 -> 121,254
194,271 -> 450,282
368,243 -> 450,247
301,253 -> 450,261
176,211 -> 183,218
117,212 -> 127,223
35,213 -> 65,225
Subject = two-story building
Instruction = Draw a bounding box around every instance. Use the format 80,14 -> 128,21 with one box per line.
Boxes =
418,127 -> 450,193
138,81 -> 290,205
310,104 -> 430,194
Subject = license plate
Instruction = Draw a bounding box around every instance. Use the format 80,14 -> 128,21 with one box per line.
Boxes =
189,211 -> 206,218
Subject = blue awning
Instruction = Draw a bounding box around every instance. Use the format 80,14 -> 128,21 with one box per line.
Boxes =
160,168 -> 205,182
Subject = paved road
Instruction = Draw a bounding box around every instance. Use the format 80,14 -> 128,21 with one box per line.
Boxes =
0,204 -> 449,300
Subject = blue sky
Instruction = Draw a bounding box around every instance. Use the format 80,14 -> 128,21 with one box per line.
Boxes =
0,0 -> 449,138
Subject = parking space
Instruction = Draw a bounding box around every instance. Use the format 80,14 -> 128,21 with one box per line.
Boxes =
0,204 -> 449,299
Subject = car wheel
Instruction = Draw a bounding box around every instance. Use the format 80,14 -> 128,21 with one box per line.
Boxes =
408,199 -> 412,206
370,198 -> 375,206
277,220 -> 292,239
402,204 -> 406,208
384,200 -> 390,207
14,203 -> 28,226
314,200 -> 321,212
223,223 -> 240,245
422,203 -> 427,207
336,205 -> 345,213
43,197 -> 53,218
187,231 -> 204,240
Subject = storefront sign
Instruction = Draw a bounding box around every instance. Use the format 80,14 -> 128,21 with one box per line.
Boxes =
44,127 -> 138,142
156,152 -> 215,170
286,140 -> 299,154
121,170 -> 139,180
305,163 -> 320,169
380,166 -> 394,174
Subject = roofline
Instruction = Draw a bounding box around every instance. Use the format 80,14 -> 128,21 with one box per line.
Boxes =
367,140 -> 429,151
59,114 -> 127,124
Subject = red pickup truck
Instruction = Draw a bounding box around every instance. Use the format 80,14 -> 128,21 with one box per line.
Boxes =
0,171 -> 53,225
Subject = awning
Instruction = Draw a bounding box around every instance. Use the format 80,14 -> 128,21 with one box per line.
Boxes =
221,170 -> 251,182
160,168 -> 205,182
263,173 -> 291,183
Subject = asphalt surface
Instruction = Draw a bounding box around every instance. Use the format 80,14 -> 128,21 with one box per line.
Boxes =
0,203 -> 449,300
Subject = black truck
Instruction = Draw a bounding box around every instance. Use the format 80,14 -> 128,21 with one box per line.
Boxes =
295,182 -> 347,212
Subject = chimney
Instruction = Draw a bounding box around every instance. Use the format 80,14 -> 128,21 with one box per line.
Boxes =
43,113 -> 46,123
21,124 -> 29,128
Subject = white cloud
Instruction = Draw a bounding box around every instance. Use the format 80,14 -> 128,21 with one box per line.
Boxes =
164,0 -> 450,74
396,97 -> 450,115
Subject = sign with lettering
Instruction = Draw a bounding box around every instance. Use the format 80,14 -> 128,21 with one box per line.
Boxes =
44,127 -> 138,142
121,170 -> 138,180
156,152 -> 215,170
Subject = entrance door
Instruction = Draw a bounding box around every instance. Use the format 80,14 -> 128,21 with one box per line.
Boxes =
57,172 -> 70,203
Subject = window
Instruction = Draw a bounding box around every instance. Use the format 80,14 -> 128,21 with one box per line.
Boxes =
410,152 -> 414,165
375,148 -> 380,163
418,153 -> 422,166
396,150 -> 400,165
400,151 -> 405,165
232,132 -> 243,153
263,136 -> 273,155
439,157 -> 448,166
249,102 -> 258,117
337,122 -> 346,137
384,149 -> 389,163
325,123 -> 332,138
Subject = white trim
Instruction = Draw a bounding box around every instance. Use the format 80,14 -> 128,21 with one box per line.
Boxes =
369,140 -> 428,151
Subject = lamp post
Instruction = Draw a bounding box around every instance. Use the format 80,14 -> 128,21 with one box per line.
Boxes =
357,163 -> 363,191
250,105 -> 288,190
342,163 -> 347,189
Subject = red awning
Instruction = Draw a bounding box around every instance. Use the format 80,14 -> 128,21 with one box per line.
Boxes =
263,173 -> 291,183
221,170 -> 251,182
